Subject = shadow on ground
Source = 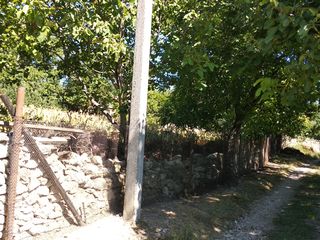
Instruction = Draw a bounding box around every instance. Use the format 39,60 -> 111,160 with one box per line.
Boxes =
135,155 -> 320,240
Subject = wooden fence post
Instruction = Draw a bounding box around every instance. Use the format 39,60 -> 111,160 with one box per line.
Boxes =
4,87 -> 25,240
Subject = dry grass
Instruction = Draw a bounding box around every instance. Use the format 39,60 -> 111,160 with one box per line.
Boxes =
23,106 -> 114,132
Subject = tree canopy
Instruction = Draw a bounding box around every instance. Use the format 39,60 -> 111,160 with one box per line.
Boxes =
1,0 -> 320,170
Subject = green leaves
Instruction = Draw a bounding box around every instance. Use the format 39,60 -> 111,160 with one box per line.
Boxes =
254,77 -> 279,103
265,26 -> 277,43
22,5 -> 29,14
297,24 -> 309,38
37,26 -> 50,43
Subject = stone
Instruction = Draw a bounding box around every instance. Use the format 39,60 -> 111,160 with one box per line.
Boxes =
80,153 -> 91,164
37,143 -> 53,155
82,179 -> 94,189
95,200 -> 107,209
90,168 -> 110,179
18,222 -> 33,232
21,145 -> 30,153
38,177 -> 48,185
34,205 -> 54,219
19,167 -> 31,183
0,160 -> 5,173
91,156 -> 103,165
15,211 -> 33,222
15,197 -> 27,209
37,186 -> 50,196
16,182 -> 28,195
46,153 -> 59,165
50,203 -> 63,219
0,144 -> 8,159
0,133 -> 9,142
28,225 -> 45,236
48,208 -> 62,219
28,178 -> 41,191
0,185 -> 6,195
51,161 -> 65,174
61,152 -> 82,166
92,178 -> 108,190
0,203 -> 4,215
0,214 -> 4,224
19,205 -> 33,214
61,181 -> 78,194
32,216 -> 48,225
22,159 -> 38,169
24,191 -> 38,205
31,167 -> 43,178
65,170 -> 88,185
84,164 -> 100,176
0,174 -> 5,186
44,219 -> 67,231
37,197 -> 50,208
0,195 -> 6,204
2,159 -> 8,167
18,231 -> 33,240
114,162 -> 122,173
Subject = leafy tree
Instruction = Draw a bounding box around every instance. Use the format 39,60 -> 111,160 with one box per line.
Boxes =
153,0 -> 320,182
258,0 -> 320,103
0,0 -> 138,157
0,1 -> 62,107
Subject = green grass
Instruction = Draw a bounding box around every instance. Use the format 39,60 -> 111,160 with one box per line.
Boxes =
267,175 -> 320,240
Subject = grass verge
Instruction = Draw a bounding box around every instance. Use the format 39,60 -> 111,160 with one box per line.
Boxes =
267,174 -> 320,240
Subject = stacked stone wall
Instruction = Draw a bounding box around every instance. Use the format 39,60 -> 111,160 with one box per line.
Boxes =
0,133 -> 122,239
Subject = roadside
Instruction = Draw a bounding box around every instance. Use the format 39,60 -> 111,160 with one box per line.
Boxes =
137,158 -> 297,239
267,171 -> 320,240
34,152 -> 320,240
220,161 -> 319,240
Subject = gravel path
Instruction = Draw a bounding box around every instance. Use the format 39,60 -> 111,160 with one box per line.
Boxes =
220,163 -> 318,240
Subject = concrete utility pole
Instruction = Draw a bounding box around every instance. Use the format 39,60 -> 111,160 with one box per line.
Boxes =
123,0 -> 153,224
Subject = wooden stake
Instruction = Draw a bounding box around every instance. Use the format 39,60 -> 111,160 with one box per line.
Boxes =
4,87 -> 25,240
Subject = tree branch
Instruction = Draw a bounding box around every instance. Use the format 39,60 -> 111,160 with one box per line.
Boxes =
79,78 -> 119,130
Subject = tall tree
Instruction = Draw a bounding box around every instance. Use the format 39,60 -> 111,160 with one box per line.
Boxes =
153,0 -> 320,182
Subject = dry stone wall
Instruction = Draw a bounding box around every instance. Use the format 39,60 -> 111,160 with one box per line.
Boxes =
142,153 -> 224,203
0,133 -> 122,240
0,129 -> 271,239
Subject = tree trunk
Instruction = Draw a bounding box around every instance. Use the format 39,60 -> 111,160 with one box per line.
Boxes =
223,125 -> 241,184
270,134 -> 282,156
258,136 -> 269,169
118,109 -> 128,160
